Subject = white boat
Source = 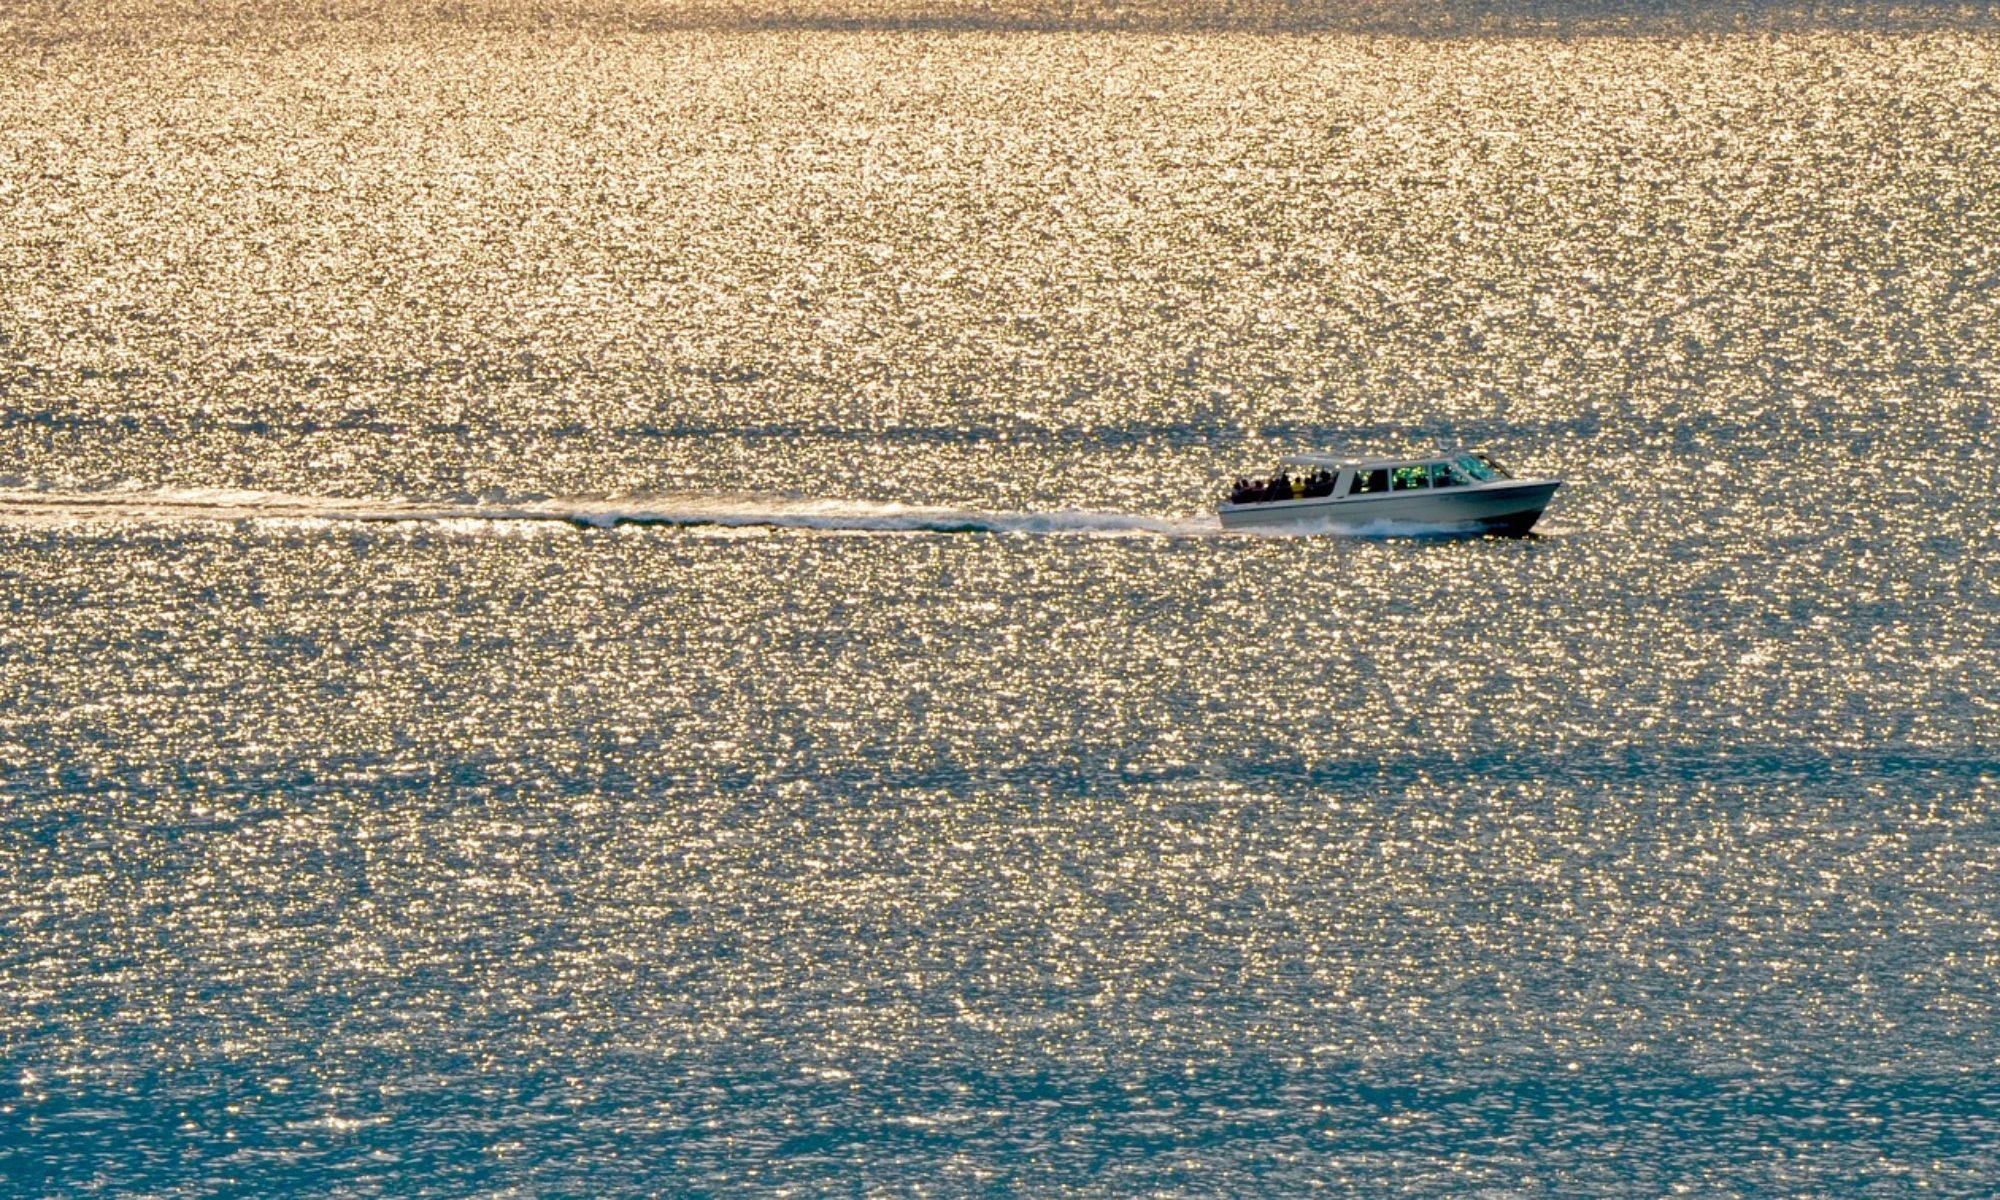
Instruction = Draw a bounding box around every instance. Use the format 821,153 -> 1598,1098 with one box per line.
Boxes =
1218,448 -> 1562,535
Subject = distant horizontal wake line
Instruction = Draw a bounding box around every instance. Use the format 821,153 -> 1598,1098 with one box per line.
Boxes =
0,488 -> 1528,539
0,487 -> 1225,538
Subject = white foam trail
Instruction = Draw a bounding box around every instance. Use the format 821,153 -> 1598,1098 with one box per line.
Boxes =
0,486 -> 1223,538
495,494 -> 1218,536
0,485 -> 1539,539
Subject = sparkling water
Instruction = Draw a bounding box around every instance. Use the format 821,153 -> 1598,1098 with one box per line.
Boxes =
3,5 -> 1998,1194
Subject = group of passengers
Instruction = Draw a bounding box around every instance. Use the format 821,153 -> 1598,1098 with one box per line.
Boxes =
1229,468 -> 1338,505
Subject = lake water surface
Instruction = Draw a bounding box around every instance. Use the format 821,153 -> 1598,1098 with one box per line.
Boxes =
3,5 -> 1999,1194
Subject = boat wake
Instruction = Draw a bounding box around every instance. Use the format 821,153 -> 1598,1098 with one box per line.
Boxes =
0,485 -> 1220,538
0,485 -> 1537,540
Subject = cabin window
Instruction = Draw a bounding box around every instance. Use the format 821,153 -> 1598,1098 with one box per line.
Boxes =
1348,468 -> 1388,495
1431,462 -> 1464,488
1390,465 -> 1430,490
1455,455 -> 1498,482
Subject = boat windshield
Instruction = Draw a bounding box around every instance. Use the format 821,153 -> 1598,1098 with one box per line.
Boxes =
1455,453 -> 1509,482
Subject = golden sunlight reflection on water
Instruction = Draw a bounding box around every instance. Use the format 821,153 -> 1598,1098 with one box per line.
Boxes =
3,7 -> 1999,1194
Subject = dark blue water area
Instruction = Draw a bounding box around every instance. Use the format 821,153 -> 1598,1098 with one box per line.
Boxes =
6,700 -> 1999,1194
8,1038 -> 2000,1194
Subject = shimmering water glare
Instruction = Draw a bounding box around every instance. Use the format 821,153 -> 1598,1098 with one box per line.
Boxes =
5,4 -> 2000,1194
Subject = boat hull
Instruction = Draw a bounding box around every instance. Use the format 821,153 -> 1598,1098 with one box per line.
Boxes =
1218,480 -> 1561,535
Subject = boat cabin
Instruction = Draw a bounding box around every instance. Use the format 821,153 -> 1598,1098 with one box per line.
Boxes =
1227,449 -> 1512,506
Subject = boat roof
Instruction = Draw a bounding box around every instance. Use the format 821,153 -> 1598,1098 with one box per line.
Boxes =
1279,447 -> 1483,469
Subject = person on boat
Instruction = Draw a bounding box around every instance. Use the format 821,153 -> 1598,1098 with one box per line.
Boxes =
1269,471 -> 1290,502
